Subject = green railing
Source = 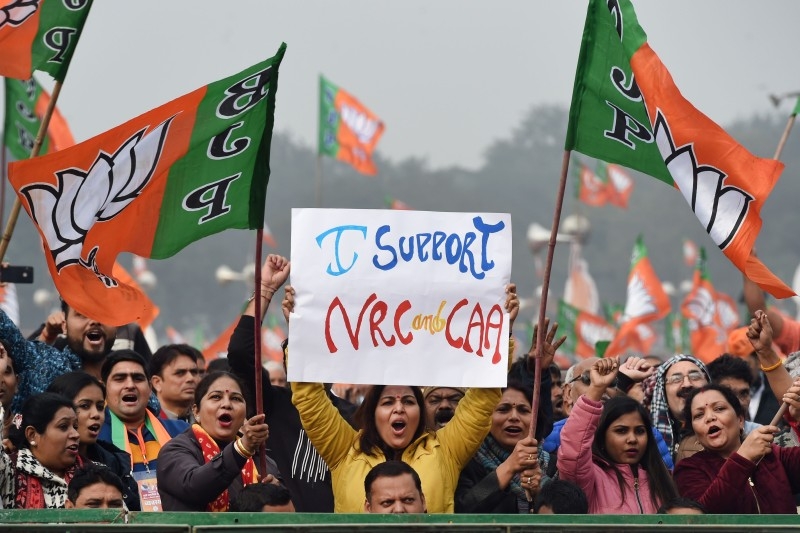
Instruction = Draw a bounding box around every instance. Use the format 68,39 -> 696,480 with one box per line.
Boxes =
1,511 -> 800,532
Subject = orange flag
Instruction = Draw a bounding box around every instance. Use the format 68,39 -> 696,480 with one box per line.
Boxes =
111,261 -> 159,330
604,236 -> 671,356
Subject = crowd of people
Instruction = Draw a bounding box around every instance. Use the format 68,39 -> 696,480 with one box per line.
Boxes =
1,253 -> 800,516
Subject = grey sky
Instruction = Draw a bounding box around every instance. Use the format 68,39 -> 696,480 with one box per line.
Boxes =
50,0 -> 800,171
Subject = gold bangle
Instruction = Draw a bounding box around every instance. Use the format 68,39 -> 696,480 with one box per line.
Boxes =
234,437 -> 254,458
760,359 -> 783,372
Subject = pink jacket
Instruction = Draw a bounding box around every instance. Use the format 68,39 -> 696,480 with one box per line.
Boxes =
558,395 -> 660,514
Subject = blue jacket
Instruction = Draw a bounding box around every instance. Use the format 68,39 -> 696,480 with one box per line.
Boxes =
543,414 -> 674,471
0,309 -> 82,412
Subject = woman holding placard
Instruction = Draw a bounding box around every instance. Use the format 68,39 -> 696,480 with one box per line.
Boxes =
285,282 -> 561,513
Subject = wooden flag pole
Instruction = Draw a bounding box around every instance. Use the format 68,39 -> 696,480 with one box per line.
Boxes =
0,138 -> 6,225
253,227 -> 267,476
524,150 -> 571,509
0,80 -> 64,263
529,150 -> 570,439
772,113 -> 796,160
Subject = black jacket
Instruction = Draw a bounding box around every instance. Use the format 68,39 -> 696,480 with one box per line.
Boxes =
227,315 -> 356,512
85,440 -> 140,511
156,428 -> 280,511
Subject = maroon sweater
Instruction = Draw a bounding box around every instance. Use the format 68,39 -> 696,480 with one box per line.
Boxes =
674,445 -> 800,514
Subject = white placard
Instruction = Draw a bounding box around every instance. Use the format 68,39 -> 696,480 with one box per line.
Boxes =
288,208 -> 512,387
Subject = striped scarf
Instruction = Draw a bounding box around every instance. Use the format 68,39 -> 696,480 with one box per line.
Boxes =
645,354 -> 709,459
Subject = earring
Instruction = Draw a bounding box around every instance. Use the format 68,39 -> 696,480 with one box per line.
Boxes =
29,441 -> 36,447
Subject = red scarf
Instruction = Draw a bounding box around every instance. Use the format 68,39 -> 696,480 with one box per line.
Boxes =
191,424 -> 257,512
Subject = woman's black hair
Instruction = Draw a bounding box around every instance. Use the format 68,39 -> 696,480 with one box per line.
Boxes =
681,383 -> 745,436
9,392 -> 75,449
46,371 -> 105,401
354,385 -> 426,459
592,396 -> 678,510
501,378 -> 549,442
193,371 -> 248,408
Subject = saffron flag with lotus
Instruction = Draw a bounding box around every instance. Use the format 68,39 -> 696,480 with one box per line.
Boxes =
558,299 -> 616,359
8,43 -> 287,326
575,156 -> 633,209
566,0 -> 791,298
4,76 -> 75,163
0,0 -> 92,81
681,248 -> 741,363
603,236 -> 671,356
319,75 -> 384,175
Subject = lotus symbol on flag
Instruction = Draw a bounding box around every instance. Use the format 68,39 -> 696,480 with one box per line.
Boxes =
340,104 -> 380,144
685,286 -> 715,326
0,0 -> 38,27
623,273 -> 656,321
653,111 -> 753,250
578,321 -> 615,347
20,118 -> 173,279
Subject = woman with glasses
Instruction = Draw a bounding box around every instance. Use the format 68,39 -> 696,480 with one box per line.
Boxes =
674,382 -> 800,513
558,357 -> 678,513
46,372 -> 140,510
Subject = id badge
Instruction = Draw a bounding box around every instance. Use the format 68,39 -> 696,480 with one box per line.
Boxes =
133,470 -> 162,512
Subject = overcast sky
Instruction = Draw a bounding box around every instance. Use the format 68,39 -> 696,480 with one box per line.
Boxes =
31,0 -> 800,170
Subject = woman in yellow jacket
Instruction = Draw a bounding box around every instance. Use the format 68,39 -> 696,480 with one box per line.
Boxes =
287,284 -> 561,513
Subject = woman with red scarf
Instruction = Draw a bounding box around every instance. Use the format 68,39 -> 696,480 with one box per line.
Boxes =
0,392 -> 80,508
156,371 -> 281,511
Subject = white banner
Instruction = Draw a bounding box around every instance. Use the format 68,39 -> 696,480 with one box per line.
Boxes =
288,208 -> 512,387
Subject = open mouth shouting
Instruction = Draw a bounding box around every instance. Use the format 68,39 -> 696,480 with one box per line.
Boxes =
503,424 -> 523,439
218,412 -> 234,429
66,443 -> 79,457
121,392 -> 139,407
85,329 -> 106,350
86,422 -> 102,440
391,418 -> 407,437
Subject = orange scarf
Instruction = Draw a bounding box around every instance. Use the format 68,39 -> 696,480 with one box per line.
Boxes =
191,424 -> 258,512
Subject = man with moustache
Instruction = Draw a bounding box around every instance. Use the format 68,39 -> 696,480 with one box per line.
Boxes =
422,387 -> 466,430
645,354 -> 710,462
0,300 -> 117,412
97,350 -> 186,511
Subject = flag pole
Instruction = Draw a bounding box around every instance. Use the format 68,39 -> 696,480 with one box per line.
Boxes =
525,149 -> 571,509
0,140 -> 6,225
0,80 -> 64,263
253,227 -> 267,476
772,113 -> 796,160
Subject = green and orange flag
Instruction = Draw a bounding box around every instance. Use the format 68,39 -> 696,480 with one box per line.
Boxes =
566,0 -> 792,298
319,75 -> 384,175
557,300 -> 616,359
0,0 -> 92,81
4,76 -> 75,164
8,43 -> 287,326
603,235 -> 670,356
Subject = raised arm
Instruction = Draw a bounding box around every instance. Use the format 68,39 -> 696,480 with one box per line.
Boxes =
226,255 -> 290,413
558,357 -> 618,501
747,311 -> 793,400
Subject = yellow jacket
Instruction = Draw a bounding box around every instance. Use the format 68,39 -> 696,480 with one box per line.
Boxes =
291,381 -> 500,513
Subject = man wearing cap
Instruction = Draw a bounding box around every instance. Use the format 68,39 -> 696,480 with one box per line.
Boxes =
422,387 -> 466,431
